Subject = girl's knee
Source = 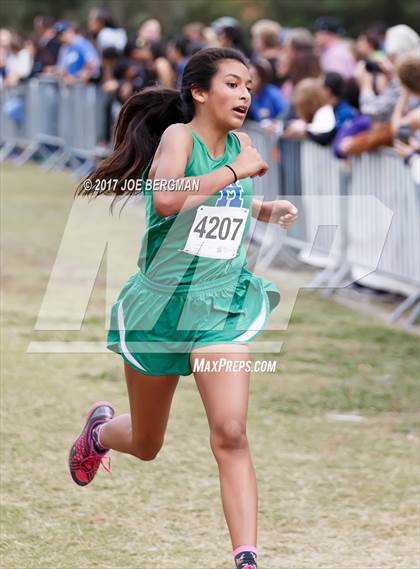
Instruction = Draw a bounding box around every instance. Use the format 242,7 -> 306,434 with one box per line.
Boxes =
210,419 -> 248,452
131,435 -> 164,461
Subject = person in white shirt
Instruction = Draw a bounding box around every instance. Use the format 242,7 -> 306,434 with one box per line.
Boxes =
88,7 -> 127,56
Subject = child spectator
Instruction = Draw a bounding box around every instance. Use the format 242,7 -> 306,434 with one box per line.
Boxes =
285,77 -> 336,143
285,76 -> 371,157
247,58 -> 287,122
323,72 -> 372,157
323,72 -> 357,129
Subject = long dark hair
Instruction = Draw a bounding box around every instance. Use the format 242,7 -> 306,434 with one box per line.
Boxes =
76,47 -> 248,210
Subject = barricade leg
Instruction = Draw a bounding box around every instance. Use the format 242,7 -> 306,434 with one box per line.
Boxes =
407,300 -> 420,326
0,140 -> 17,161
14,141 -> 40,166
388,290 -> 420,323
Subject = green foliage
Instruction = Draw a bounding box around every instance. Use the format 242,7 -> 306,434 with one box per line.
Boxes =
1,0 -> 419,36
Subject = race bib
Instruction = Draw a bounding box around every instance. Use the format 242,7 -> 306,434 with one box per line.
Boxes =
181,205 -> 249,260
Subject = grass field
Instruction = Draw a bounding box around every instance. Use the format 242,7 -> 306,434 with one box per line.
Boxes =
1,162 -> 419,569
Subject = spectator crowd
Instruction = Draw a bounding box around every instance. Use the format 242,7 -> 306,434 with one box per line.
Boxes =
1,9 -> 419,180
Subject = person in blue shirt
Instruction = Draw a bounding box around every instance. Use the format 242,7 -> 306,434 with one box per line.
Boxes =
323,71 -> 357,129
55,21 -> 100,82
248,57 -> 287,122
321,71 -> 372,157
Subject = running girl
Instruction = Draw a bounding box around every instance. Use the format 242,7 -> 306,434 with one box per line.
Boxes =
70,47 -> 298,569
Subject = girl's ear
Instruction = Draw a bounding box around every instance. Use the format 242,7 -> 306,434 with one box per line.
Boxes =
191,86 -> 206,104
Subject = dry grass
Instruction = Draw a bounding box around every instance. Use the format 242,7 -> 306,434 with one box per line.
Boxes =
1,163 -> 419,569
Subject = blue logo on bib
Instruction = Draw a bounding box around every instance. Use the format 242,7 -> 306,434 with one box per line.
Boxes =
215,182 -> 244,207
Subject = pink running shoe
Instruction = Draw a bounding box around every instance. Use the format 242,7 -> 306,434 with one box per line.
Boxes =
235,552 -> 258,569
69,401 -> 114,486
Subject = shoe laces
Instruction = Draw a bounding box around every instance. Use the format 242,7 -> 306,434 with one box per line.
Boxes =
79,453 -> 112,475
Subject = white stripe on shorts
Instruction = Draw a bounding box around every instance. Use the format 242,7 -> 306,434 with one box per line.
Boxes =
117,301 -> 147,372
232,295 -> 267,343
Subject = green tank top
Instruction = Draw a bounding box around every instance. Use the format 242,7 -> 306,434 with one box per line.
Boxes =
137,126 -> 253,286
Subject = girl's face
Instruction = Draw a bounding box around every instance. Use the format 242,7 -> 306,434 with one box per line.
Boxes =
194,59 -> 252,129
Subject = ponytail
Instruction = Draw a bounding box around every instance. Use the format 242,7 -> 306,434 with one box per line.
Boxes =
76,47 -> 248,211
76,87 -> 190,209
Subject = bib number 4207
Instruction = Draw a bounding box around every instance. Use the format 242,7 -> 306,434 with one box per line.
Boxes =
181,205 -> 249,260
193,215 -> 244,240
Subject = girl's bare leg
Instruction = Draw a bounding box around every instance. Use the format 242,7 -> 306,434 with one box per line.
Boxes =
191,344 -> 257,549
99,362 -> 179,460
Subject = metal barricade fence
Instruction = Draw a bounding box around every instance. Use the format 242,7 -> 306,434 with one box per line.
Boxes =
243,122 -> 289,269
0,83 -> 418,323
299,139 -> 343,263
349,149 -> 419,324
14,77 -> 63,166
243,121 -> 280,201
247,135 -> 347,273
0,76 -> 105,174
349,148 -> 419,289
62,81 -> 106,178
277,139 -> 307,247
243,124 -> 419,324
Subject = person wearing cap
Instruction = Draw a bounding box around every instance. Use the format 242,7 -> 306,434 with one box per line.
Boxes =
55,21 -> 100,83
314,16 -> 356,79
